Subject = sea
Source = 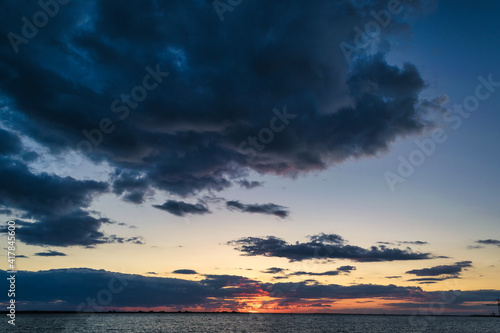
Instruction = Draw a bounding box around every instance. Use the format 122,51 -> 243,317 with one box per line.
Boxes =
1,313 -> 499,332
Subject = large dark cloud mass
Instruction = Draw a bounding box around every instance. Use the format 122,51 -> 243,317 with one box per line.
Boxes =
0,0 -> 438,245
0,159 -> 107,217
0,128 -> 22,156
228,233 -> 433,262
0,157 -> 145,247
0,268 -> 430,310
3,268 -> 497,314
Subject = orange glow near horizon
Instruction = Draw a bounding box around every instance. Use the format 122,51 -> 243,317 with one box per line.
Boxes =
104,297 -> 491,315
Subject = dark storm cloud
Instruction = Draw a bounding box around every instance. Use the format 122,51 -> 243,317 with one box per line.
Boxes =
8,268 -> 211,310
0,129 -> 22,155
226,200 -> 289,218
201,274 -> 258,288
432,290 -> 500,304
0,157 -> 143,247
406,261 -> 472,277
227,234 -> 433,262
21,151 -> 39,162
476,239 -> 500,247
153,200 -> 210,217
172,269 -> 198,275
111,171 -> 152,204
34,250 -> 67,257
0,0 -> 435,205
3,268 -> 424,311
5,267 -> 498,313
199,275 -> 263,297
15,211 -> 145,247
0,158 -> 107,217
386,289 -> 500,313
262,282 -> 426,301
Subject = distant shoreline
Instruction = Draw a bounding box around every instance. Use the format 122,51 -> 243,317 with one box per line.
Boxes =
0,311 -> 497,317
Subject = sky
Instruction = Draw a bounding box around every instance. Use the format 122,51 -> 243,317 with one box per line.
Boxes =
1,0 -> 500,316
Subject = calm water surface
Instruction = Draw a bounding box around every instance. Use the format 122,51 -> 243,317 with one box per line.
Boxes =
2,313 -> 499,332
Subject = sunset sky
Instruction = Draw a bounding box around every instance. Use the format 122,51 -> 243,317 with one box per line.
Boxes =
1,0 -> 500,315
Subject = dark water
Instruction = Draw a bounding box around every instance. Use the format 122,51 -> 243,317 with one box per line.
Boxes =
2,313 -> 499,332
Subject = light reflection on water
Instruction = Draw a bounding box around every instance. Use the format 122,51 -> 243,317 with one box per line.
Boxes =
2,313 -> 499,332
